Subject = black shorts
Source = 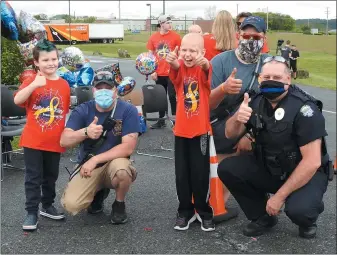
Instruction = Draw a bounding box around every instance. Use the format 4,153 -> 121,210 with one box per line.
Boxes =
290,61 -> 297,72
211,117 -> 241,154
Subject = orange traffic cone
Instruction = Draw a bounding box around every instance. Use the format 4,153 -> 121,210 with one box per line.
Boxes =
208,131 -> 238,223
333,158 -> 337,174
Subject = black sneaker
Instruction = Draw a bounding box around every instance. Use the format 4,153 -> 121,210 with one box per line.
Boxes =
299,223 -> 317,239
111,200 -> 128,224
174,213 -> 197,231
39,205 -> 65,220
243,214 -> 278,237
87,188 -> 110,214
22,213 -> 38,231
196,214 -> 215,232
150,120 -> 166,129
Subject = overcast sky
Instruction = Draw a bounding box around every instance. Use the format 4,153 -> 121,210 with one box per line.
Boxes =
9,1 -> 337,20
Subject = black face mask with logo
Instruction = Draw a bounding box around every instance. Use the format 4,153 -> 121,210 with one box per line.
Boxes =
260,80 -> 286,100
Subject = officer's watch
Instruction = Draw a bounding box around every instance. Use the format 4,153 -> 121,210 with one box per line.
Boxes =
84,127 -> 88,137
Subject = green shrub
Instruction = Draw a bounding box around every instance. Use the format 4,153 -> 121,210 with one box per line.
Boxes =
1,36 -> 25,85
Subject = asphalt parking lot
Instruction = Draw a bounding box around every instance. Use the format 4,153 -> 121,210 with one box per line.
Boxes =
1,56 -> 336,254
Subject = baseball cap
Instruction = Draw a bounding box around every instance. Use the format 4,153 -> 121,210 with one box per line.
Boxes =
93,71 -> 115,87
157,14 -> 172,27
240,16 -> 266,33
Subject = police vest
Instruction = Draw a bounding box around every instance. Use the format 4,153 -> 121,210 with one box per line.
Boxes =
249,85 -> 327,180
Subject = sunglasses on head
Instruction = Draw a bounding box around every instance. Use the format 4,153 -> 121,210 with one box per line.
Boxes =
263,56 -> 289,67
241,33 -> 263,40
94,72 -> 114,83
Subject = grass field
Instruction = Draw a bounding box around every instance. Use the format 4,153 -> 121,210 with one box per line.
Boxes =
58,31 -> 336,90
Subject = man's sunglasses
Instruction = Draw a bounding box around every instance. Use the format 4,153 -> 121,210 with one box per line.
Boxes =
263,56 -> 289,67
236,22 -> 241,28
241,33 -> 263,40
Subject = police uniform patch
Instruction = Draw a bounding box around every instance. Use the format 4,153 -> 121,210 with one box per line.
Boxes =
300,105 -> 314,117
112,120 -> 123,136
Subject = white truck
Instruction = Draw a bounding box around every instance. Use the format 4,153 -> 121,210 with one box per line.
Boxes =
88,24 -> 124,43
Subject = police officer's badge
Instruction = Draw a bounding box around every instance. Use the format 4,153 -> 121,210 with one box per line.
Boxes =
112,120 -> 123,136
300,105 -> 314,117
275,108 -> 285,121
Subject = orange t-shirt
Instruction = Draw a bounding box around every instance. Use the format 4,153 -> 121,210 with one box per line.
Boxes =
203,34 -> 223,61
146,30 -> 181,76
235,32 -> 270,53
169,59 -> 211,138
15,76 -> 71,153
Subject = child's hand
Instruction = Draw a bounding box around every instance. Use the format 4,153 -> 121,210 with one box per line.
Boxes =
166,46 -> 178,64
31,71 -> 47,88
195,53 -> 209,70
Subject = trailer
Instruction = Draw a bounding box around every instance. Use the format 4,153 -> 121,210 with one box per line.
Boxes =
44,23 -> 124,44
44,24 -> 89,44
88,24 -> 124,43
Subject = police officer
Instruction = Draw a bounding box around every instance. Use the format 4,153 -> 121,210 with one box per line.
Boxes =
217,56 -> 331,239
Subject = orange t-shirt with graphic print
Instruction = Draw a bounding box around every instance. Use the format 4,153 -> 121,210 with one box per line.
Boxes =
15,76 -> 70,153
146,30 -> 181,77
203,33 -> 223,61
169,59 -> 212,138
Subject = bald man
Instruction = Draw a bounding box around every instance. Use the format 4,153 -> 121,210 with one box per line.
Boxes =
188,24 -> 203,34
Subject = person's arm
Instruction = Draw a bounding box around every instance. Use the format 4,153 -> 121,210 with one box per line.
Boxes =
146,35 -> 154,53
225,93 -> 252,139
60,108 -> 103,148
91,105 -> 141,164
274,102 -> 327,200
274,139 -> 322,200
91,133 -> 138,164
14,72 -> 46,106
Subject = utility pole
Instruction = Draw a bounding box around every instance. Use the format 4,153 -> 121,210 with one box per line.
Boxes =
163,0 -> 165,15
68,0 -> 71,45
236,4 -> 238,16
325,7 -> 330,35
119,0 -> 121,24
266,6 -> 269,31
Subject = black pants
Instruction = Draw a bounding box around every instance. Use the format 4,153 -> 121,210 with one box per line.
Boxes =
174,135 -> 213,220
290,60 -> 297,72
24,147 -> 61,213
156,76 -> 176,118
218,154 -> 328,228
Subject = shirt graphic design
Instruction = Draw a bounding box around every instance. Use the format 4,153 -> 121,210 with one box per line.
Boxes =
32,88 -> 66,131
183,76 -> 200,118
156,41 -> 170,60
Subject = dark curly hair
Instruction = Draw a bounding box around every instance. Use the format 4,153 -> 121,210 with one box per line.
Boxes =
32,39 -> 58,61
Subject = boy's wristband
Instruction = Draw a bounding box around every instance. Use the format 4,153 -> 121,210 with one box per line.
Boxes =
84,127 -> 88,137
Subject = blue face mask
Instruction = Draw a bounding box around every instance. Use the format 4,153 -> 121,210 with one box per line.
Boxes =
94,89 -> 114,109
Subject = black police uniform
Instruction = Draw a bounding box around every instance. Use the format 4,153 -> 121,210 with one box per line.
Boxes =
218,85 -> 330,230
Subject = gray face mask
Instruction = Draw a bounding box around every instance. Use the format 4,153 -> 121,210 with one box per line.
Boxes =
237,39 -> 264,63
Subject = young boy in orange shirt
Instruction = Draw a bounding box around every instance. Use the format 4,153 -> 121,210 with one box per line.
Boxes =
166,33 -> 215,232
14,39 -> 70,231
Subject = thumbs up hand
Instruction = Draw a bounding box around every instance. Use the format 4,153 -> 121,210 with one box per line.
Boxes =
32,71 -> 47,88
195,51 -> 209,70
166,46 -> 179,64
87,116 -> 103,139
221,68 -> 243,95
236,93 -> 252,124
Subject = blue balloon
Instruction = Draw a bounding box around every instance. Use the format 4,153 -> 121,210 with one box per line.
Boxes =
57,67 -> 76,87
117,76 -> 136,96
1,1 -> 19,40
76,64 -> 94,86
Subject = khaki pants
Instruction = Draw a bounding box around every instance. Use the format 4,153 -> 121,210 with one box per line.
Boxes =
61,158 -> 136,215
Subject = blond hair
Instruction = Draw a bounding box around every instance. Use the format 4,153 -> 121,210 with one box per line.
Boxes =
211,10 -> 236,51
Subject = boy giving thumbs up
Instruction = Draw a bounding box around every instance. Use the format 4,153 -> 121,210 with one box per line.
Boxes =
166,33 -> 216,232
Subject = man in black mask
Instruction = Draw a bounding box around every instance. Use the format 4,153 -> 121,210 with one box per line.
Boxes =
218,56 -> 331,239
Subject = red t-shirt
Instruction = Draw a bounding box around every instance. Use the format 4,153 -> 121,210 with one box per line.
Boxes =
169,59 -> 211,138
146,30 -> 181,76
203,33 -> 223,61
15,76 -> 71,153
